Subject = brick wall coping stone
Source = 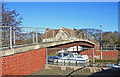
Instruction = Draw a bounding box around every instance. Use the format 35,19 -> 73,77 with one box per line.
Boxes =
45,64 -> 110,73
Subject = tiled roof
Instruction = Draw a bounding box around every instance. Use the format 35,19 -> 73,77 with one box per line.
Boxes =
41,29 -> 59,39
41,27 -> 77,39
62,27 -> 76,37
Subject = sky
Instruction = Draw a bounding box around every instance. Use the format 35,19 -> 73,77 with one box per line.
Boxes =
3,2 -> 118,32
2,0 -> 120,2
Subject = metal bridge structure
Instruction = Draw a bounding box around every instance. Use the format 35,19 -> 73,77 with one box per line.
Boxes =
0,26 -> 99,49
0,26 -> 119,76
0,26 -> 100,57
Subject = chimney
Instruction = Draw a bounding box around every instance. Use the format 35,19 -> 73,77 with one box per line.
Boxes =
46,28 -> 50,32
73,28 -> 77,31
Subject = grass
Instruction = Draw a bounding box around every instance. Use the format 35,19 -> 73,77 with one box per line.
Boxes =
88,58 -> 118,65
48,52 -> 59,56
89,58 -> 118,62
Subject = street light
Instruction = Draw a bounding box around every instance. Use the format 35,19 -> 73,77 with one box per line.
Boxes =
100,25 -> 102,50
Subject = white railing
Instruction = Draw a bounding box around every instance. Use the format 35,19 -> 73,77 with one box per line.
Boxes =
0,26 -> 99,49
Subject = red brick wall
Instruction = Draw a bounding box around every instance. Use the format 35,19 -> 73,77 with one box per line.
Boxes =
94,45 -> 100,50
80,49 -> 118,60
1,48 -> 46,76
80,49 -> 93,58
0,58 -> 2,77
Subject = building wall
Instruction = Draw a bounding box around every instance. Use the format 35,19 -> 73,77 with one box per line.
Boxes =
43,38 -> 53,42
55,29 -> 69,41
43,29 -> 70,42
80,49 -> 118,60
1,48 -> 46,76
42,28 -> 79,42
67,46 -> 82,51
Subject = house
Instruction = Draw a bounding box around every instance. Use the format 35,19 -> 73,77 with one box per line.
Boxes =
42,27 -> 78,42
67,46 -> 82,52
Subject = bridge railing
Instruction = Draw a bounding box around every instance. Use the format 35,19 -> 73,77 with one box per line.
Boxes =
0,26 -> 99,49
42,28 -> 99,45
0,26 -> 46,49
75,32 -> 99,45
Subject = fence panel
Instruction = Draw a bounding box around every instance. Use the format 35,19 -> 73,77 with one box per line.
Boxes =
0,26 -> 10,48
47,47 -> 120,67
0,26 -> 46,49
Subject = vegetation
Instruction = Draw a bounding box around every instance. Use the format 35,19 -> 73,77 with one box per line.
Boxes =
2,3 -> 23,26
102,31 -> 118,47
48,52 -> 59,56
89,58 -> 118,65
79,29 -> 118,47
0,2 -> 23,47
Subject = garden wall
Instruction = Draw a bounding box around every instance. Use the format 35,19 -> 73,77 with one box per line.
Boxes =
1,48 -> 46,76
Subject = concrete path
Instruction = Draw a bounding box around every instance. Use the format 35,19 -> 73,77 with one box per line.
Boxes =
25,67 -> 120,77
25,69 -> 93,77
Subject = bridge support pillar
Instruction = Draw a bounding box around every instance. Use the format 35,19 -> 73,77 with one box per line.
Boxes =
77,45 -> 78,52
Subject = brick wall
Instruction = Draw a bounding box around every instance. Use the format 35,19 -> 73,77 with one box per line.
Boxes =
0,58 -> 2,77
1,48 -> 46,76
94,45 -> 100,50
80,49 -> 118,60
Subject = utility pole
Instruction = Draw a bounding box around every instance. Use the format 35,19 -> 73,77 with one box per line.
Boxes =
100,25 -> 102,50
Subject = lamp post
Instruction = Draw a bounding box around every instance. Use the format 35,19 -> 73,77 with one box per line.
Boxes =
100,25 -> 102,50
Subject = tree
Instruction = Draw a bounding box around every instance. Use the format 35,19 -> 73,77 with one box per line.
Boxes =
79,29 -> 118,47
79,29 -> 101,42
1,2 -> 23,47
102,31 -> 118,47
0,2 -> 2,47
2,3 -> 23,26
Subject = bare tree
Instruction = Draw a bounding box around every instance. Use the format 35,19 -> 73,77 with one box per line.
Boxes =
0,2 -> 2,47
79,29 -> 101,41
102,31 -> 118,47
1,2 -> 23,47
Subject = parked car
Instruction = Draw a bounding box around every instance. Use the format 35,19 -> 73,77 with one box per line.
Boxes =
48,52 -> 70,62
107,64 -> 120,69
48,52 -> 89,64
71,52 -> 89,61
48,56 -> 60,62
107,62 -> 120,69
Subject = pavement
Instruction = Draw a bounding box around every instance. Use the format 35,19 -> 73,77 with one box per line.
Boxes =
25,67 -> 120,77
25,69 -> 93,77
89,67 -> 120,77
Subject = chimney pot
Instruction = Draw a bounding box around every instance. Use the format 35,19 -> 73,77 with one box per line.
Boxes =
46,28 -> 50,31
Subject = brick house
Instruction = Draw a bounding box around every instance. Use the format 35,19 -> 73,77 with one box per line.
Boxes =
42,27 -> 78,42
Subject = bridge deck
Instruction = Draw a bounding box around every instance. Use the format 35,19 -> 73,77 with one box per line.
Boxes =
0,39 -> 99,57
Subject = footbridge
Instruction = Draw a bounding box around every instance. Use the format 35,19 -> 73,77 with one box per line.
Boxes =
0,26 -> 99,57
1,26 -> 119,77
1,39 -> 99,57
